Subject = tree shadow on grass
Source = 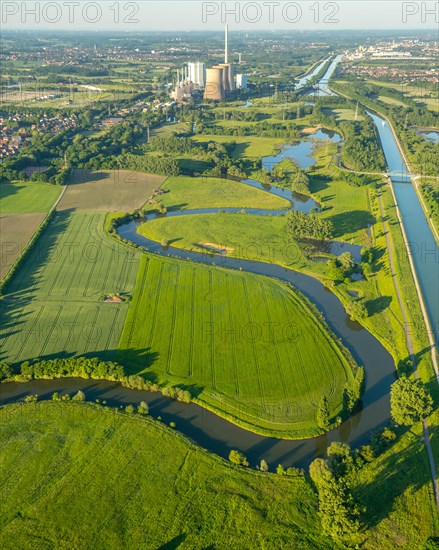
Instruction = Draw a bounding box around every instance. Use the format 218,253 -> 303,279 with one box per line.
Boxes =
309,174 -> 331,193
157,534 -> 187,550
365,296 -> 392,317
354,424 -> 438,532
329,210 -> 375,239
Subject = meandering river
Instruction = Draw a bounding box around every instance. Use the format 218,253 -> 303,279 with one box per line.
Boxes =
5,56 -> 433,470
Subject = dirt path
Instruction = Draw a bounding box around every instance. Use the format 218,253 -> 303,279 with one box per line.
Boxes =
378,191 -> 439,509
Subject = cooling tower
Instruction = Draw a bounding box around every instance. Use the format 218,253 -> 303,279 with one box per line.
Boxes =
218,63 -> 235,92
204,68 -> 224,101
212,65 -> 226,93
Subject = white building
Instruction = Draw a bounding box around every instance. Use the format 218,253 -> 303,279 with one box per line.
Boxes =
236,74 -> 248,90
188,62 -> 206,87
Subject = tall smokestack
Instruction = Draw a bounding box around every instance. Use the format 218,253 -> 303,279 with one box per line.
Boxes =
225,24 -> 229,63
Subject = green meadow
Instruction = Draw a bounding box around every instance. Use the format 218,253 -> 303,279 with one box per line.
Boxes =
144,175 -> 290,211
0,181 -> 61,213
0,402 -> 437,550
0,402 -> 332,550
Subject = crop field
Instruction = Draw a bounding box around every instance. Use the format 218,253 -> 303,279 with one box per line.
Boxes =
0,213 -> 46,280
58,170 -> 165,212
0,212 -> 140,364
118,255 -> 354,438
144,176 -> 290,212
191,135 -> 283,160
0,402 -> 330,550
0,182 -> 62,280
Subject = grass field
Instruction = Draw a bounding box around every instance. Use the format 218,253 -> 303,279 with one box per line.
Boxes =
118,255 -> 355,438
58,170 -> 165,212
151,121 -> 190,138
0,212 -> 140,364
0,181 -> 61,213
191,135 -> 283,160
322,108 -> 365,122
308,145 -> 374,246
0,402 -> 437,549
138,212 -> 310,267
145,176 -> 290,212
0,402 -> 331,550
0,182 -> 62,280
378,95 -> 407,107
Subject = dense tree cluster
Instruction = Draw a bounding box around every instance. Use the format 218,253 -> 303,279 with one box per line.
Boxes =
339,120 -> 386,172
0,362 -> 13,381
229,450 -> 249,466
148,136 -> 194,154
309,450 -> 361,544
199,122 -> 301,140
287,210 -> 333,240
118,152 -> 181,176
316,396 -> 331,430
420,182 -> 439,226
343,367 -> 365,413
390,376 -> 433,426
346,299 -> 368,322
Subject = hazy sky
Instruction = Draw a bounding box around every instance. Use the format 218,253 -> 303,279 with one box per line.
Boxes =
2,1 -> 438,30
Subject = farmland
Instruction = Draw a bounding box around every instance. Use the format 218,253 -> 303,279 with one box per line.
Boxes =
0,212 -> 140,364
118,255 -> 355,438
0,182 -> 61,279
144,175 -> 290,212
58,170 -> 165,212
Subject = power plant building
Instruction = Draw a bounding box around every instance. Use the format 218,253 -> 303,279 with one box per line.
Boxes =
204,24 -> 234,101
170,68 -> 194,101
236,74 -> 248,90
188,62 -> 206,87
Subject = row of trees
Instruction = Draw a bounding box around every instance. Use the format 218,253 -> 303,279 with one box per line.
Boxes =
420,182 -> 439,227
20,357 -> 126,381
11,357 -> 195,404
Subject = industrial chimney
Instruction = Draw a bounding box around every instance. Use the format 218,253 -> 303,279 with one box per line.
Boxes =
225,24 -> 229,63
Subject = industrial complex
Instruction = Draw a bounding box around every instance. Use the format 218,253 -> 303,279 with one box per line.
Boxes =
171,25 -> 246,102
